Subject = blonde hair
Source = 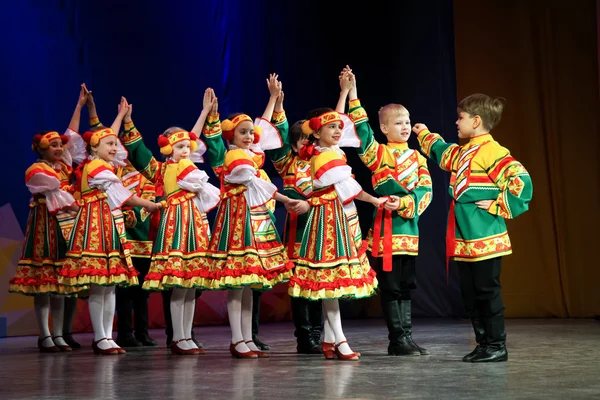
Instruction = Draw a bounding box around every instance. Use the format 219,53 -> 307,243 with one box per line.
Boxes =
378,104 -> 410,126
458,94 -> 505,131
162,126 -> 185,138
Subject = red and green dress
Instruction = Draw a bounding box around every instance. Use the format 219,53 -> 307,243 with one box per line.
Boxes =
416,129 -> 533,262
120,123 -> 220,290
59,158 -> 139,287
202,114 -> 293,290
288,146 -> 378,300
9,160 -> 80,295
349,99 -> 433,271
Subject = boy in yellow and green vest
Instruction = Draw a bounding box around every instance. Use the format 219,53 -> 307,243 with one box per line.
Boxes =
342,68 -> 432,356
413,94 -> 532,362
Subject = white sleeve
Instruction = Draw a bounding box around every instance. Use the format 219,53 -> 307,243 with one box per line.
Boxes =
224,164 -> 276,207
27,173 -> 76,213
63,128 -> 87,165
177,169 -> 220,213
189,139 -> 208,163
338,114 -> 361,148
334,177 -> 363,204
88,170 -> 133,210
254,118 -> 283,151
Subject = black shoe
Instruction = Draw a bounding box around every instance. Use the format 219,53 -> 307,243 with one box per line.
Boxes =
166,336 -> 172,347
407,335 -> 429,355
116,336 -> 143,347
462,344 -> 486,362
191,338 -> 204,349
135,335 -> 158,347
469,345 -> 508,363
388,336 -> 421,356
63,334 -> 81,349
297,338 -> 322,354
252,336 -> 270,351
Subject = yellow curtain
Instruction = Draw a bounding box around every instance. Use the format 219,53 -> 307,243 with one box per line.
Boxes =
454,0 -> 600,317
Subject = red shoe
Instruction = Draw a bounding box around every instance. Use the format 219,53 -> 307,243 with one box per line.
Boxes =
107,339 -> 126,354
229,340 -> 258,359
52,336 -> 72,352
185,339 -> 206,355
322,341 -> 335,359
245,340 -> 270,358
38,336 -> 59,353
334,341 -> 360,361
92,338 -> 119,355
170,339 -> 199,355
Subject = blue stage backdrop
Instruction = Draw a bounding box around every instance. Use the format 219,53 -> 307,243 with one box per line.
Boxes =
1,0 -> 464,336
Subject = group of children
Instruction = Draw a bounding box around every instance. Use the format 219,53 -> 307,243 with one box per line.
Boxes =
9,66 -> 532,363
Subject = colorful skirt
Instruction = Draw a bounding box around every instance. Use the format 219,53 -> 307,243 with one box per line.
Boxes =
204,193 -> 293,290
59,198 -> 138,287
143,197 -> 214,291
9,202 -> 81,295
289,192 -> 378,300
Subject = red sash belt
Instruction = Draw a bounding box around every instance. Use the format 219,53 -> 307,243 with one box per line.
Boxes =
445,199 -> 457,282
372,197 -> 393,272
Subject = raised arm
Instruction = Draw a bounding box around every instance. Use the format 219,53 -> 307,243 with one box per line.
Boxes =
191,88 -> 215,137
201,93 -> 227,173
120,105 -> 161,182
68,84 -> 88,133
413,123 -> 460,172
261,73 -> 281,121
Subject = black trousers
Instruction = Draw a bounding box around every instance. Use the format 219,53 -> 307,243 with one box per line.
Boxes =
457,257 -> 506,346
370,255 -> 417,302
116,257 -> 151,338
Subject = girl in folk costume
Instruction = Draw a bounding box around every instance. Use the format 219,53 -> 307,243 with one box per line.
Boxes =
58,101 -> 161,355
199,87 -> 297,358
288,107 -> 384,361
119,98 -> 220,355
9,85 -> 88,352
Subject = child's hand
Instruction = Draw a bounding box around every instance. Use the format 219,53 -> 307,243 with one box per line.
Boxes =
267,73 -> 282,99
372,197 -> 388,208
117,97 -> 129,117
203,88 -> 215,111
124,104 -> 133,122
276,90 -> 285,105
68,203 -> 80,213
85,87 -> 96,107
286,199 -> 310,215
339,71 -> 353,92
145,201 -> 162,213
77,84 -> 88,107
384,195 -> 400,210
475,200 -> 493,210
412,123 -> 428,133
210,92 -> 219,116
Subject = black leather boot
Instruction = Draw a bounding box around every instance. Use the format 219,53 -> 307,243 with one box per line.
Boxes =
252,290 -> 270,351
470,343 -> 508,362
307,299 -> 323,353
382,300 -> 420,356
116,286 -> 143,347
292,298 -> 321,353
462,317 -> 487,362
400,300 -> 428,355
63,296 -> 81,349
470,313 -> 507,362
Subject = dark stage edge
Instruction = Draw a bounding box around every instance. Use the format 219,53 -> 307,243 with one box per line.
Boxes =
1,318 -> 599,400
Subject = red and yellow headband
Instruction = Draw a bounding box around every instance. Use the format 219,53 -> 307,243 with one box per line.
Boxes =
157,131 -> 198,155
301,111 -> 344,135
31,131 -> 68,150
82,127 -> 116,147
221,114 -> 262,143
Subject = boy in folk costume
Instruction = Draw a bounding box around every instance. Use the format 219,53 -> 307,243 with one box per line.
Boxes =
413,94 -> 532,362
261,77 -> 324,354
340,68 -> 433,356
